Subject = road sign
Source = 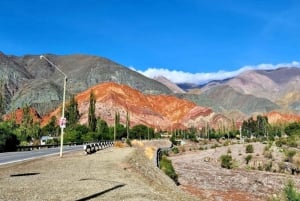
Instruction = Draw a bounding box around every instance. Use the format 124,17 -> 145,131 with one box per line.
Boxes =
59,117 -> 66,128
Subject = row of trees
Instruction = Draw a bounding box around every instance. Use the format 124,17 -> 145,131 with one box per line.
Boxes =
1,87 -> 300,151
0,90 -> 158,151
41,91 -> 159,144
241,115 -> 300,140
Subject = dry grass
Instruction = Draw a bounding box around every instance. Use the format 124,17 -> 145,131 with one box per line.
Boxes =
131,140 -> 144,147
294,152 -> 300,168
144,146 -> 155,160
114,141 -> 125,148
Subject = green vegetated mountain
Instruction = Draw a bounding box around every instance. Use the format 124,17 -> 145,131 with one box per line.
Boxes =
177,67 -> 300,116
0,52 -> 172,115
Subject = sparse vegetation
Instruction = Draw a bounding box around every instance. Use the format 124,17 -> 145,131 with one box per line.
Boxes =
172,147 -> 179,154
126,138 -> 132,147
220,154 -> 233,169
264,151 -> 273,159
285,149 -> 296,163
264,161 -> 272,171
159,155 -> 179,184
245,155 -> 252,164
270,180 -> 300,201
246,144 -> 254,153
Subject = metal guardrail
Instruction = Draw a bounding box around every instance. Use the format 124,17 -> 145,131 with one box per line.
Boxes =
83,141 -> 114,154
156,144 -> 173,168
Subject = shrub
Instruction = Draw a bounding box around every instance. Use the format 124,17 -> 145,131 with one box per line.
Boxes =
211,143 -> 219,149
199,146 -> 204,150
264,161 -> 272,171
159,156 -> 179,184
264,150 -> 273,159
285,149 -> 296,163
223,140 -> 230,146
284,180 -> 300,201
172,147 -> 179,154
245,155 -> 252,164
246,144 -> 254,153
125,138 -> 132,147
220,154 -> 233,169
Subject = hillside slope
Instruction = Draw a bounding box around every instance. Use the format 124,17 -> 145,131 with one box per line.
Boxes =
0,52 -> 172,115
43,82 -> 230,130
177,85 -> 280,115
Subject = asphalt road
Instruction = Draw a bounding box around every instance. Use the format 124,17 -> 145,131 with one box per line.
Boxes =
0,145 -> 83,165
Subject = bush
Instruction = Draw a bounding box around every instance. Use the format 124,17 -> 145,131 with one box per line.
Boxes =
172,147 -> 179,154
284,180 -> 300,201
211,143 -> 219,149
285,149 -> 296,163
245,155 -> 252,164
269,179 -> 300,201
220,154 -> 233,169
0,126 -> 20,152
264,161 -> 272,171
125,138 -> 132,147
264,150 -> 273,159
246,144 -> 254,153
159,156 -> 179,184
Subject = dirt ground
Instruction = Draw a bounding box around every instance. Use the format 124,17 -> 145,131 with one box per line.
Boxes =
170,142 -> 300,201
0,143 -> 197,201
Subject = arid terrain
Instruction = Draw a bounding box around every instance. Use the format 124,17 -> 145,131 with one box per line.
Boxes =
0,141 -> 197,201
170,141 -> 300,201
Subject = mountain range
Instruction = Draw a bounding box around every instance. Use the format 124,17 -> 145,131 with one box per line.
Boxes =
1,52 -> 300,129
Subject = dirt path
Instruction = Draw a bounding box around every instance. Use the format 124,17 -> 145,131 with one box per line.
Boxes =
0,146 -> 196,201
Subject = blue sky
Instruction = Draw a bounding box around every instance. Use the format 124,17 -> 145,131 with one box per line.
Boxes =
1,0 -> 300,84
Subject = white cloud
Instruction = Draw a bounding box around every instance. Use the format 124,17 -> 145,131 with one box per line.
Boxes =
132,61 -> 300,85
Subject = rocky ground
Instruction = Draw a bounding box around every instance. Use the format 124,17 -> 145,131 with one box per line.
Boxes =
170,141 -> 300,201
0,141 -> 197,201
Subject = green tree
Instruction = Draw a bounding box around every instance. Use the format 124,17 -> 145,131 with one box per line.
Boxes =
65,124 -> 89,143
126,111 -> 130,139
88,91 -> 97,132
0,81 -> 5,120
285,122 -> 300,136
0,121 -> 20,152
0,92 -> 3,120
15,105 -> 35,144
130,124 -> 148,140
113,111 -> 120,141
96,118 -> 110,139
65,95 -> 80,126
42,116 -> 59,137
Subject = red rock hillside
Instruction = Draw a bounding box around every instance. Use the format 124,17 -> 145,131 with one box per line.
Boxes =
42,82 -> 231,131
3,108 -> 41,124
267,111 -> 300,124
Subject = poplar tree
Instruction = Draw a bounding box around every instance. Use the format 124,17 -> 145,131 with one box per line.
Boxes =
65,95 -> 80,126
88,91 -> 96,131
0,92 -> 3,120
126,111 -> 130,139
0,81 -> 4,120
